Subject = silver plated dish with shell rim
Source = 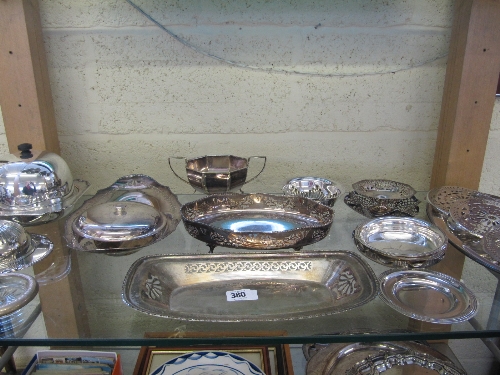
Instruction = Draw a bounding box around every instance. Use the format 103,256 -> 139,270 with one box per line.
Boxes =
181,193 -> 334,252
0,220 -> 53,273
353,217 -> 447,268
282,177 -> 341,207
305,340 -> 465,375
426,188 -> 500,273
64,175 -> 181,255
378,269 -> 478,324
122,251 -> 378,322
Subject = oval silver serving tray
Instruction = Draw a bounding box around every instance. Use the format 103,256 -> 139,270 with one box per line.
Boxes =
305,340 -> 465,375
169,155 -> 266,194
0,220 -> 53,273
353,217 -> 447,268
122,251 -> 378,322
181,193 -> 334,251
282,177 -> 341,207
378,269 -> 478,324
352,179 -> 416,200
64,175 -> 181,255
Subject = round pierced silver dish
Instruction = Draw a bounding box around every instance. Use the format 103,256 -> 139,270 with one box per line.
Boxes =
353,217 -> 447,268
448,197 -> 500,238
481,228 -> 500,263
282,177 -> 341,207
344,191 -> 420,218
0,220 -> 53,273
0,273 -> 38,335
352,179 -> 416,199
378,269 -> 478,324
426,186 -> 475,216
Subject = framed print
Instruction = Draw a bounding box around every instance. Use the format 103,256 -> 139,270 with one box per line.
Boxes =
133,331 -> 294,375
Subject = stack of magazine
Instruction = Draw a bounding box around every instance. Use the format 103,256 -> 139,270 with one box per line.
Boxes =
22,350 -> 122,375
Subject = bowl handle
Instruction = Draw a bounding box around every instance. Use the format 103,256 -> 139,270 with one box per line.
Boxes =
168,157 -> 191,185
243,156 -> 267,185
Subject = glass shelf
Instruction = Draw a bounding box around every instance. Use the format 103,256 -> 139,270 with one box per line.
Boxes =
2,192 -> 500,347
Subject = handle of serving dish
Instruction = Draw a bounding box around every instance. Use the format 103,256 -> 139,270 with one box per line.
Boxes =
244,156 -> 267,185
168,157 -> 191,185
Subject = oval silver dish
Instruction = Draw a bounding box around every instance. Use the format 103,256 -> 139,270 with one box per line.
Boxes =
64,175 -> 181,255
352,179 -> 416,200
181,193 -> 334,252
122,251 -> 378,322
282,177 -> 341,207
353,217 -> 447,268
378,269 -> 478,324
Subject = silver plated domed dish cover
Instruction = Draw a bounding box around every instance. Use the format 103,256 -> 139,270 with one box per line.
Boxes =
0,220 -> 53,273
353,217 -> 447,268
64,175 -> 181,255
282,177 -> 341,207
0,144 -> 89,226
378,269 -> 477,324
0,272 -> 38,337
181,193 -> 334,252
169,155 -> 266,194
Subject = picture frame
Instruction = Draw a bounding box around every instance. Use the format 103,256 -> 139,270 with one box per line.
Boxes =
133,331 -> 294,375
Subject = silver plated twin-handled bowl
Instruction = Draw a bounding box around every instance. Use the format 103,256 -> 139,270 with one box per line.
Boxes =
0,144 -> 89,226
282,177 -> 341,207
168,155 -> 266,194
64,175 -> 181,255
181,193 -> 334,252
353,217 -> 447,268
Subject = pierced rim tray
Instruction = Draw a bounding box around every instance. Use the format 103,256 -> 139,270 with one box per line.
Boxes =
64,175 -> 181,255
426,188 -> 500,273
378,269 -> 477,324
181,193 -> 334,251
352,179 -> 416,200
122,251 -> 378,322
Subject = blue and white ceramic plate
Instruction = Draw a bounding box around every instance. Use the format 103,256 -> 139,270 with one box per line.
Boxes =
150,351 -> 266,375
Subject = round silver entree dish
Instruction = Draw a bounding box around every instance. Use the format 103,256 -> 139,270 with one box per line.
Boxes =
64,175 -> 181,255
378,269 -> 477,324
353,217 -> 447,268
0,220 -> 53,273
282,177 -> 341,207
0,273 -> 38,336
169,155 -> 266,194
0,144 -> 89,226
352,179 -> 416,200
181,193 -> 334,252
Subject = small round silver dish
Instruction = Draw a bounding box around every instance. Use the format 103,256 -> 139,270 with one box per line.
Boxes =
65,175 -> 181,255
352,179 -> 416,199
0,220 -> 53,273
0,144 -> 89,226
282,177 -> 341,207
0,272 -> 38,336
353,217 -> 447,268
378,269 -> 478,324
169,155 -> 266,194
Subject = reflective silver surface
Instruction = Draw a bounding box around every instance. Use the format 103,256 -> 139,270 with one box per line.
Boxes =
305,340 -> 465,375
282,177 -> 341,207
65,175 -> 181,254
378,269 -> 477,324
448,197 -> 500,238
122,251 -> 378,322
181,193 -> 334,251
0,149 -> 89,226
169,155 -> 266,194
352,179 -> 416,199
0,273 -> 37,317
426,186 -> 476,216
353,217 -> 447,268
0,220 -> 53,273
